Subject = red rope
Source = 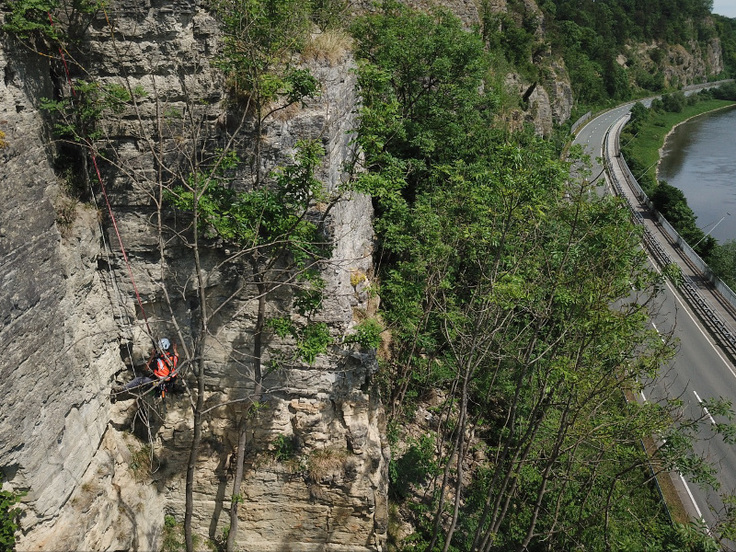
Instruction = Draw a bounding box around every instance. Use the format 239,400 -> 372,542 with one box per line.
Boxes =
90,151 -> 155,340
47,12 -> 75,97
47,10 -> 155,342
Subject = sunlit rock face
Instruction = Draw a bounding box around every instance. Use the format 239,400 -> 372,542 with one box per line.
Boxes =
1,1 -> 385,550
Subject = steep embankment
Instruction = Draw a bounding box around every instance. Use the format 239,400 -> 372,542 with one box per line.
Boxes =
0,0 -> 726,550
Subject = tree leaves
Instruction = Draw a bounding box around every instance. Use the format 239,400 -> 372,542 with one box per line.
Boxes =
350,3 -> 726,549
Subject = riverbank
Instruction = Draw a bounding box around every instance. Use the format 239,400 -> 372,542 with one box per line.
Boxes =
620,93 -> 736,289
622,98 -> 735,191
657,103 -> 736,177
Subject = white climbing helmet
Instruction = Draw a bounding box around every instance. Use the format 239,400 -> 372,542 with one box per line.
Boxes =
158,338 -> 171,351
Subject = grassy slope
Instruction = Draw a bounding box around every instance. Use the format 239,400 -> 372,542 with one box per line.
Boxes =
627,99 -> 735,178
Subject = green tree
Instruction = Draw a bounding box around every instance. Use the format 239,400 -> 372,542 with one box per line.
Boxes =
350,4 -> 731,550
662,91 -> 687,113
3,0 -> 59,40
651,180 -> 716,257
351,0 -> 491,181
3,0 -> 106,56
310,0 -> 350,32
604,55 -> 631,100
628,100 -> 650,135
213,0 -> 319,185
168,140 -> 333,552
705,239 -> 736,289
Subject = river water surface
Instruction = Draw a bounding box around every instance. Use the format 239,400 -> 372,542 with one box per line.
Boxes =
657,105 -> 736,243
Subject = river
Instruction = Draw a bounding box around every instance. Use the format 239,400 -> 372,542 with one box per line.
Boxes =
657,104 -> 736,243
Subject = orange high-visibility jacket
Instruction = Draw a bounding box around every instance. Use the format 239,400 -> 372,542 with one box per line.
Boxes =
152,351 -> 179,379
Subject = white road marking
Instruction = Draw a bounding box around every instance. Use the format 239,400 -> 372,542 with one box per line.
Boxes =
642,246 -> 736,379
678,472 -> 709,532
693,390 -> 717,425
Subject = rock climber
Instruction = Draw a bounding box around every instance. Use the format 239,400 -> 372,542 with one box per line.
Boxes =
112,338 -> 179,401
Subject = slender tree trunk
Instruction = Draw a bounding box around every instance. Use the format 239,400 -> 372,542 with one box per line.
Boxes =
518,401 -> 571,552
254,106 -> 263,187
427,371 -> 463,550
477,389 -> 548,551
226,269 -> 266,551
225,415 -> 248,552
185,343 -> 206,552
442,367 -> 471,552
185,196 -> 209,552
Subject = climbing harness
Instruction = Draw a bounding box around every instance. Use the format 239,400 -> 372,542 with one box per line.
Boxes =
47,8 -> 178,435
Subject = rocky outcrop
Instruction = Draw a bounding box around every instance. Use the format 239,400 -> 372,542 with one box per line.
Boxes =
1,0 -> 727,550
472,0 -> 574,134
503,59 -> 573,137
624,36 -> 725,88
1,1 -> 386,551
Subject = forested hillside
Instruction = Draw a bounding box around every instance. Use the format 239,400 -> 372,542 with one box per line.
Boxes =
543,0 -> 721,104
351,1 -> 734,550
2,0 -> 736,550
347,0 -> 736,550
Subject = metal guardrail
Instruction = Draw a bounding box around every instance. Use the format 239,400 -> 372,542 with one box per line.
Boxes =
603,123 -> 736,359
571,111 -> 592,134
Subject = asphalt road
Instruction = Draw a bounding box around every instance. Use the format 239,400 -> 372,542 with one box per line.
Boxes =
574,105 -> 736,544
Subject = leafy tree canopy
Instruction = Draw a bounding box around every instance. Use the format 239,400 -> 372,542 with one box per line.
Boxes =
350,3 -> 726,550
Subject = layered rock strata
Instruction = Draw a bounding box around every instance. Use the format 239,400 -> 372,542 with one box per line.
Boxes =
1,1 -> 386,550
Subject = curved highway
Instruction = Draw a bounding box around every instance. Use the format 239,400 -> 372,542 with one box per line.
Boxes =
575,103 -> 736,546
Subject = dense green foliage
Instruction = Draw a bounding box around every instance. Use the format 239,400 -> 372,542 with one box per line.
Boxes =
351,3 -> 730,550
168,140 -> 333,366
344,318 -> 383,350
535,0 -> 726,109
214,0 -> 314,101
3,0 -> 60,39
3,0 -> 103,43
351,1 -> 494,186
0,475 -> 23,552
710,240 -> 736,290
651,180 -> 714,251
715,15 -> 736,74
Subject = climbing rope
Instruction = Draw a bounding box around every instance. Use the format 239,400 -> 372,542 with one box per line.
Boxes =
31,14 -> 189,487
47,12 -> 75,97
47,9 -> 156,347
46,9 -> 184,435
90,151 -> 156,343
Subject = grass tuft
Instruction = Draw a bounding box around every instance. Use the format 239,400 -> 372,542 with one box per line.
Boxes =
303,30 -> 353,66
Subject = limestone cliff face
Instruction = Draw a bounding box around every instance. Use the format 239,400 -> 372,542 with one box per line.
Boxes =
624,36 -> 725,88
1,1 -> 385,551
0,28 -> 126,541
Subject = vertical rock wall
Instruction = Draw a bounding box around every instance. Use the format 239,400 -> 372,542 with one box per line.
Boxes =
0,22 -> 124,541
1,1 -> 386,550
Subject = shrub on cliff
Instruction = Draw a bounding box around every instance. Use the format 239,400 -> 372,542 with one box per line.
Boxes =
0,475 -> 23,552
